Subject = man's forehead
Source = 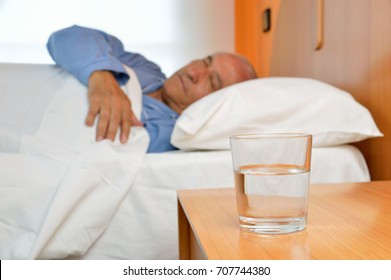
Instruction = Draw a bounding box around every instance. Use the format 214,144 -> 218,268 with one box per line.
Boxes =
213,53 -> 246,86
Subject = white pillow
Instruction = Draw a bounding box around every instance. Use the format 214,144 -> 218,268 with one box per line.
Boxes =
171,77 -> 383,150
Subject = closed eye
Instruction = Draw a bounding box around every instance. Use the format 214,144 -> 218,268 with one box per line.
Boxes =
204,55 -> 223,91
204,56 -> 212,67
210,74 -> 220,91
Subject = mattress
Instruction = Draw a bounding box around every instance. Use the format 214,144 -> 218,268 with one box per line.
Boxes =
0,63 -> 370,259
76,145 -> 369,260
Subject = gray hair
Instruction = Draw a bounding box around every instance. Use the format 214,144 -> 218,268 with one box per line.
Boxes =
234,53 -> 258,80
215,51 -> 258,81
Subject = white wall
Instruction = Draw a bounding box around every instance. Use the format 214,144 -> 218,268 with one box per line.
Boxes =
0,0 -> 234,76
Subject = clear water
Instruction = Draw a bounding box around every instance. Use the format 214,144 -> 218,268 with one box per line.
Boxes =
234,164 -> 310,234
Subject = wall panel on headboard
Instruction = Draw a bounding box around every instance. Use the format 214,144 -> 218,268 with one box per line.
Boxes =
235,0 -> 281,77
236,0 -> 391,180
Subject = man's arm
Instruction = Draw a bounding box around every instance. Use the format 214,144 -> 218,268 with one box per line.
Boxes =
47,25 -> 131,86
47,25 -> 139,143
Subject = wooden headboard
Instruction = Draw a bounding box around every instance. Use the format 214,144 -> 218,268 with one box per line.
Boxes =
236,0 -> 391,180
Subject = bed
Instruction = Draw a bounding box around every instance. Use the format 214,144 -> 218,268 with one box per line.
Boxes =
0,63 -> 379,260
1,0 -> 389,260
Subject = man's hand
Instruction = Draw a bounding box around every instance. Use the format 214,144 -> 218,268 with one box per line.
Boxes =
87,70 -> 143,144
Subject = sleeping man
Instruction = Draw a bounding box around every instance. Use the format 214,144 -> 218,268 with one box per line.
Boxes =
47,25 -> 257,152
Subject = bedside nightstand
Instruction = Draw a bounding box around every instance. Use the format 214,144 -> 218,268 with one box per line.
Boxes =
177,181 -> 391,259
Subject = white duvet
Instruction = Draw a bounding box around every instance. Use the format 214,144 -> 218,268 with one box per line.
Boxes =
0,65 -> 149,259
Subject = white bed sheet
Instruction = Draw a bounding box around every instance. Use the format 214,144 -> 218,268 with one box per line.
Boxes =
77,145 -> 370,260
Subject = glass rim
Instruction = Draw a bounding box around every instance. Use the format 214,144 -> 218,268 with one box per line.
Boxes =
230,133 -> 312,141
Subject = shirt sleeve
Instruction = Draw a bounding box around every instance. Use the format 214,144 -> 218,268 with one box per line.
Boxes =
47,25 -> 130,85
47,25 -> 167,90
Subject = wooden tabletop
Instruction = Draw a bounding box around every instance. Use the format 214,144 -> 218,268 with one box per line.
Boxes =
177,181 -> 391,259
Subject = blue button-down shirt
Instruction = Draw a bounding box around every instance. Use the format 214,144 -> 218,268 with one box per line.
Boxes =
47,25 -> 178,153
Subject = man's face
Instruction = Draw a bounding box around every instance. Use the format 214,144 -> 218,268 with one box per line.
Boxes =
162,53 -> 251,114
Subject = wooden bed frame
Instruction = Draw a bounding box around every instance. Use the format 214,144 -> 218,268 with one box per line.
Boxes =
236,0 -> 391,180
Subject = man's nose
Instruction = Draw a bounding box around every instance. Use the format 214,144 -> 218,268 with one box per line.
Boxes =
188,64 -> 207,83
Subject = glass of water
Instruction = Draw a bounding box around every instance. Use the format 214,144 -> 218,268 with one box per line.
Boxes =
230,133 -> 312,234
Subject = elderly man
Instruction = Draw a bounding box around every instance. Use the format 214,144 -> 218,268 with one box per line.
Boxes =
47,25 -> 257,152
